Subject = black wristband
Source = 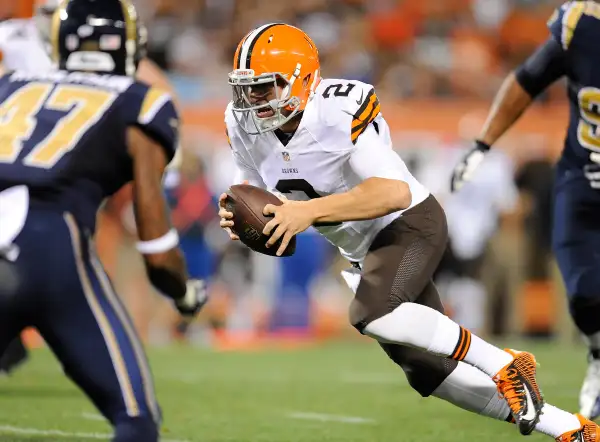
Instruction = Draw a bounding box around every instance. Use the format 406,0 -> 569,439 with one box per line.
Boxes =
474,140 -> 491,151
147,266 -> 186,300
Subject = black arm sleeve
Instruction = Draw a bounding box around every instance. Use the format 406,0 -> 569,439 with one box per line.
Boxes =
514,37 -> 567,98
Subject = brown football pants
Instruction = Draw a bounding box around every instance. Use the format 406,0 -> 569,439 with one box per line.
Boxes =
349,195 -> 458,397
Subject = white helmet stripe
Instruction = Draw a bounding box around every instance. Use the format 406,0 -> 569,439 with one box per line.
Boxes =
238,23 -> 282,69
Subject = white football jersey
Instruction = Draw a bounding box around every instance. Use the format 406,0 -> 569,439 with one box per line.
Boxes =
225,78 -> 430,262
0,19 -> 53,71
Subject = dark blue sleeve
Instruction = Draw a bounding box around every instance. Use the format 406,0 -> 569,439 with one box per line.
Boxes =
515,38 -> 567,98
0,72 -> 13,92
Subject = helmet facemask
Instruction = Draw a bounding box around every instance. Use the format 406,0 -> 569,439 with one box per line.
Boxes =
228,67 -> 303,135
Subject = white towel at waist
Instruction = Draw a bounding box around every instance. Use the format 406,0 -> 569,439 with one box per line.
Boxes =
0,185 -> 29,261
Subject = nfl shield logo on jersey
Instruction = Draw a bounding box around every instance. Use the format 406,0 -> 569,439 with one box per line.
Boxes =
282,151 -> 290,162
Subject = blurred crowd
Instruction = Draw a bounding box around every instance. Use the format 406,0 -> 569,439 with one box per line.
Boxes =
135,0 -> 565,102
90,0 -> 572,346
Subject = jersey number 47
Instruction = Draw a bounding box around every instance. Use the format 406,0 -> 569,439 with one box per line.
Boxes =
0,83 -> 117,169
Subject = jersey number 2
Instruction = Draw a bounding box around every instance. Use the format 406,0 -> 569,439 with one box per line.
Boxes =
0,83 -> 117,169
275,179 -> 341,227
322,83 -> 355,99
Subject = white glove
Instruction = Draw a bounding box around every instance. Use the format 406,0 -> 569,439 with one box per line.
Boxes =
450,141 -> 490,192
0,185 -> 28,261
174,279 -> 209,317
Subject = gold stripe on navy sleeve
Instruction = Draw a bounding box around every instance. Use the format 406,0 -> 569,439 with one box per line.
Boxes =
563,2 -> 585,49
138,87 -> 170,125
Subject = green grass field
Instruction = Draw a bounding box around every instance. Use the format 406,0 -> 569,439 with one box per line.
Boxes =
0,339 -> 587,441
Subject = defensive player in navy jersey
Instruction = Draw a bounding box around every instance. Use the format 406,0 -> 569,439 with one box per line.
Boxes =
451,0 -> 600,422
0,0 -> 188,377
0,0 -> 207,440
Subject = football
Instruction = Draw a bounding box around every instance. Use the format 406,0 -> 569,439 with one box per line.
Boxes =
225,184 -> 296,257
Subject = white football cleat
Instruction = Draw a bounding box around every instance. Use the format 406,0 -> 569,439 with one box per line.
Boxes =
580,358 -> 600,420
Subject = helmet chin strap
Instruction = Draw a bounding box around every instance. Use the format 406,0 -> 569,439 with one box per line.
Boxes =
277,64 -> 303,113
279,63 -> 302,106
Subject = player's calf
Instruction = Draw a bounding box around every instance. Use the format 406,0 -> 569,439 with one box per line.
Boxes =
431,361 -> 512,422
569,290 -> 600,337
378,342 -> 457,398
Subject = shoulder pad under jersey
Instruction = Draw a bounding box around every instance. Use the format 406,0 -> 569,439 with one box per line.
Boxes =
548,1 -> 600,51
309,78 -> 381,149
127,81 -> 180,161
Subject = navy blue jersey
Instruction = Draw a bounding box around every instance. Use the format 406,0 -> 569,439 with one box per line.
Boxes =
0,70 -> 179,232
548,1 -> 600,168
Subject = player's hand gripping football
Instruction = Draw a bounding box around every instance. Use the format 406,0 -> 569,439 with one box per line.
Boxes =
174,279 -> 209,317
263,196 -> 315,256
218,180 -> 250,241
218,194 -> 239,241
450,140 -> 490,192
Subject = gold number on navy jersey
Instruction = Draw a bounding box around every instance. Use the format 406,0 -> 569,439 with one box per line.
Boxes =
0,83 -> 117,168
578,88 -> 600,151
0,83 -> 51,164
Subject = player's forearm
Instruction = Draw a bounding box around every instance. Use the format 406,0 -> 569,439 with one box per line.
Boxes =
136,222 -> 188,300
134,197 -> 189,300
144,253 -> 188,301
307,178 -> 411,223
478,72 -> 532,146
142,247 -> 188,302
131,168 -> 188,300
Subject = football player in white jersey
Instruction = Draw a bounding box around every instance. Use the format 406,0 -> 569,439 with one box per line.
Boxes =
0,0 -> 54,71
218,23 -> 600,442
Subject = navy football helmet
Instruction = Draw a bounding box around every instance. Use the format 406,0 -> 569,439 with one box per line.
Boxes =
51,0 -> 145,76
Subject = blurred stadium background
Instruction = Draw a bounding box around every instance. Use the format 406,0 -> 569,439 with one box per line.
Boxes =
15,0 -> 573,349
1,1 -> 589,440
92,0 -> 572,350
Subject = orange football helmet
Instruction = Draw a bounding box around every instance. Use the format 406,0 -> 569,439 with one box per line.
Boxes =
229,23 -> 321,135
